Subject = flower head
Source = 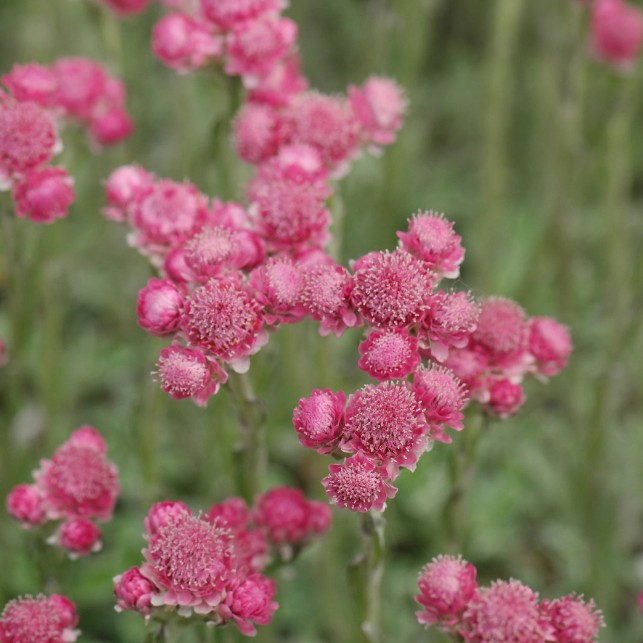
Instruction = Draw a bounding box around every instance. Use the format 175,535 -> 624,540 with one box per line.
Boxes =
528,317 -> 572,378
542,594 -> 604,643
473,297 -> 528,357
12,167 -> 75,224
591,0 -> 643,70
6,483 -> 45,527
358,328 -> 420,381
0,594 -> 79,643
54,517 -> 102,557
322,452 -> 397,512
292,388 -> 345,454
351,250 -> 434,329
416,555 -> 478,630
2,63 -> 58,107
342,381 -> 429,476
137,278 -> 184,336
114,567 -> 155,615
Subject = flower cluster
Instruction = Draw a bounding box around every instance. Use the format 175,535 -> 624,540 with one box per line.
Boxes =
0,594 -> 79,643
290,214 -> 570,511
6,426 -> 120,557
415,555 -> 604,642
0,59 -> 133,222
114,488 -> 329,636
579,0 -> 643,70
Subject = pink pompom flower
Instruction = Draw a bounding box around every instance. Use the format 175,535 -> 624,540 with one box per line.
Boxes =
144,500 -> 191,536
0,594 -> 80,643
322,452 -> 397,513
6,483 -> 46,527
114,567 -> 156,615
156,344 -> 226,405
460,579 -> 555,642
528,317 -> 572,378
397,211 -> 465,279
233,102 -> 282,165
591,0 -> 643,70
152,13 -> 223,73
221,574 -> 279,637
103,164 -> 154,222
53,517 -> 102,557
542,594 -> 604,642
253,486 -> 332,546
487,379 -> 525,418
200,0 -> 285,30
89,106 -> 133,146
292,388 -> 346,454
473,296 -> 528,358
342,381 -> 429,477
416,555 -> 478,632
137,278 -> 184,336
351,249 -> 435,329
357,328 -> 420,381
349,76 -> 407,147
2,63 -> 58,107
12,167 -> 75,223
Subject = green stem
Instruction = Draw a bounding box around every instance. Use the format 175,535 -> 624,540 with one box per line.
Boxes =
349,511 -> 386,643
443,409 -> 487,552
226,371 -> 267,503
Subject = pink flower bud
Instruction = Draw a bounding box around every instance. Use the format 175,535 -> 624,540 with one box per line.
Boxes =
13,167 -> 75,224
56,517 -> 102,556
104,164 -> 154,221
2,63 -> 58,107
137,278 -> 184,336
487,378 -> 525,418
89,107 -> 134,146
591,0 -> 643,70
292,388 -> 345,454
143,500 -> 190,535
6,484 -> 45,526
226,574 -> 278,637
528,317 -> 572,378
114,567 -> 155,614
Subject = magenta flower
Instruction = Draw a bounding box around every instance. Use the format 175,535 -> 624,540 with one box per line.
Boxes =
358,328 -> 421,381
114,567 -> 156,615
292,388 -> 345,454
487,379 -> 525,418
591,0 -> 643,70
473,296 -> 528,357
416,555 -> 478,631
2,63 -> 58,107
528,317 -> 572,378
12,167 -> 75,224
342,381 -> 429,477
137,278 -> 184,336
542,594 -> 604,642
53,517 -> 102,557
0,594 -> 79,643
233,103 -> 282,165
6,483 -> 45,527
322,452 -> 397,512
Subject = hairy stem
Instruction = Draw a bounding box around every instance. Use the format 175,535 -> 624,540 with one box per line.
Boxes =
349,511 -> 386,643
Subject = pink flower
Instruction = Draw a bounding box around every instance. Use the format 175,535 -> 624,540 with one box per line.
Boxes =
137,278 -> 184,336
66,425 -> 107,452
542,594 -> 604,642
182,277 -> 266,367
52,58 -> 108,121
460,579 -> 555,642
2,63 -> 58,107
307,501 -> 332,535
249,256 -> 306,325
283,92 -> 358,172
248,170 -> 331,251
358,328 -> 420,381
208,497 -> 251,531
6,483 -> 45,526
322,452 -> 397,512
397,211 -> 465,279
472,297 -> 528,357
144,500 -> 191,535
412,364 -> 468,443
132,179 -> 208,252
233,103 -> 282,164
12,167 -> 75,223
487,379 -> 525,418
591,0 -> 643,70
200,0 -> 285,29
156,344 -> 225,405
226,17 -> 297,84
141,511 -> 237,613
349,76 -> 407,146
101,0 -> 152,16
35,427 -> 120,521
0,100 -> 57,177
223,574 -> 278,636
444,347 -> 489,394
103,164 -> 154,222
528,317 -> 572,378
342,381 -> 429,477
416,555 -> 478,631
300,262 -> 358,336
0,594 -> 80,643
292,388 -> 346,454
351,249 -> 435,329
54,517 -> 102,557
152,13 -> 223,73
89,106 -> 133,146
253,486 -> 329,545
422,290 -> 480,361
114,567 -> 155,615
248,54 -> 308,107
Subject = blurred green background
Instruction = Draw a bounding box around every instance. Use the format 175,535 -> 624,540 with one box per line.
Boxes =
1,0 -> 643,641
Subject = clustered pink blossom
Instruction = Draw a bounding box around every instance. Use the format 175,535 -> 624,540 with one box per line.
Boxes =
0,594 -> 80,643
6,426 -> 120,558
415,555 -> 604,642
0,59 -> 133,223
115,488 -> 329,635
283,213 -> 572,512
577,0 -> 643,70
